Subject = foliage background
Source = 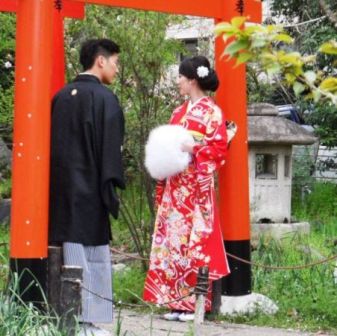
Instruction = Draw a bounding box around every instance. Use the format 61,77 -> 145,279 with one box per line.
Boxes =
248,0 -> 337,147
0,13 -> 15,145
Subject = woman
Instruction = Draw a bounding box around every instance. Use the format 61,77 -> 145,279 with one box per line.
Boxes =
143,56 -> 230,321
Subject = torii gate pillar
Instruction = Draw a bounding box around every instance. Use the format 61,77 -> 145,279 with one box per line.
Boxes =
8,0 -> 54,302
216,36 -> 252,296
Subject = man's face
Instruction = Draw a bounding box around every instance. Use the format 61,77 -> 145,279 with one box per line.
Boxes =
100,54 -> 119,85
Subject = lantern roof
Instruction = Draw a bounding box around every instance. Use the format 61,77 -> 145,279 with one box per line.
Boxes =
248,103 -> 317,145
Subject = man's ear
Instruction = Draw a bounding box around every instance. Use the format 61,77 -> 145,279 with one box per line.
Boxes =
96,55 -> 106,68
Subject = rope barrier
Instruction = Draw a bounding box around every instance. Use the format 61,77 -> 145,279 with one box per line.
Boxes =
110,247 -> 337,271
78,246 -> 337,306
79,281 -> 194,306
0,243 -> 335,271
226,251 -> 337,270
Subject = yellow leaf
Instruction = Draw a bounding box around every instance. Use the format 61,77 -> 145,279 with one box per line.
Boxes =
274,34 -> 294,44
245,25 -> 264,34
319,40 -> 337,55
278,52 -> 302,66
285,73 -> 296,84
319,78 -> 337,92
302,55 -> 316,64
261,52 -> 277,62
267,25 -> 283,33
312,90 -> 322,102
231,16 -> 247,28
214,22 -> 233,36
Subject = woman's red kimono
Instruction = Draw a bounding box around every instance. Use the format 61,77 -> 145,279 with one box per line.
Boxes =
143,96 -> 230,311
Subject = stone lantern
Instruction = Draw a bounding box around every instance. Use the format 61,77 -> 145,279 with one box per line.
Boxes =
247,103 -> 317,238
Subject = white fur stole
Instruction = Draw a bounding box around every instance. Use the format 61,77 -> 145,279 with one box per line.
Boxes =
145,125 -> 195,180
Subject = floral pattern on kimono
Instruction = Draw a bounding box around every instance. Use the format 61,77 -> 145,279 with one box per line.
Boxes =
143,96 -> 230,311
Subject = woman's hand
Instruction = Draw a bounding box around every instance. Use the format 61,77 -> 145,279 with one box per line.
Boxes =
181,142 -> 194,153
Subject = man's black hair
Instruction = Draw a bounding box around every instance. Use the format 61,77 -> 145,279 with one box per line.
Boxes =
80,38 -> 120,71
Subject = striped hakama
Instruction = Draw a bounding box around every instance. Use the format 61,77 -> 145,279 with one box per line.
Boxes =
63,242 -> 113,323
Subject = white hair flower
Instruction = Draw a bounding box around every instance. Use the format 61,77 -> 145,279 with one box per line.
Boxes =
4,61 -> 12,69
196,65 -> 209,78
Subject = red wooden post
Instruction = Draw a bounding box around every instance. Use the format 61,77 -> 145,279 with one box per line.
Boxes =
215,1 -> 261,295
10,0 -> 54,258
215,37 -> 252,295
8,0 -> 53,306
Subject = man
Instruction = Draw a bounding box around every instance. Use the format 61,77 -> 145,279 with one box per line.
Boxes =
49,39 -> 125,334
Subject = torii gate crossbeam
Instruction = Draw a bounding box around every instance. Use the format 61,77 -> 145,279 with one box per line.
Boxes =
72,0 -> 261,20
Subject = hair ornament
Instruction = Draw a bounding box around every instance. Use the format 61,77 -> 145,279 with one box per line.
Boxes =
196,65 -> 209,78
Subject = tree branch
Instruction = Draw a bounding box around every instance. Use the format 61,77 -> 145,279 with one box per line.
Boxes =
319,0 -> 337,28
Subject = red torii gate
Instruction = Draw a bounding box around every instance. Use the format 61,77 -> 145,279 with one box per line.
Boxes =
2,0 -> 261,297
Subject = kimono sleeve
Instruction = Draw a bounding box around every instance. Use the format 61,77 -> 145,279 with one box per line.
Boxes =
99,93 -> 125,219
192,105 -> 228,175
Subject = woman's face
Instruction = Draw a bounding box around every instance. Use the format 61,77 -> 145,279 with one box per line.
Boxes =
177,74 -> 193,96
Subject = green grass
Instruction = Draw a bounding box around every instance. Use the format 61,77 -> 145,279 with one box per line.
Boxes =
243,229 -> 337,333
219,182 -> 337,333
114,263 -> 147,306
0,268 -> 78,336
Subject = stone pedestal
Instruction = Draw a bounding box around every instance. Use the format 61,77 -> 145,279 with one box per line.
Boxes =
220,293 -> 278,316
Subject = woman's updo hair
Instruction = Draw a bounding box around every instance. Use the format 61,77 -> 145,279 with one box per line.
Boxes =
179,56 -> 219,92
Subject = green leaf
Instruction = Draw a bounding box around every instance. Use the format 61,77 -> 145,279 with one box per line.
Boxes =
224,39 -> 250,56
293,81 -> 306,96
251,38 -> 267,49
304,71 -> 317,84
231,16 -> 247,28
235,52 -> 253,66
266,63 -> 282,76
214,22 -> 235,36
312,90 -> 322,102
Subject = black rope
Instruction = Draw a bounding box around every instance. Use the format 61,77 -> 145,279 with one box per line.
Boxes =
110,247 -> 337,271
79,282 -> 195,306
